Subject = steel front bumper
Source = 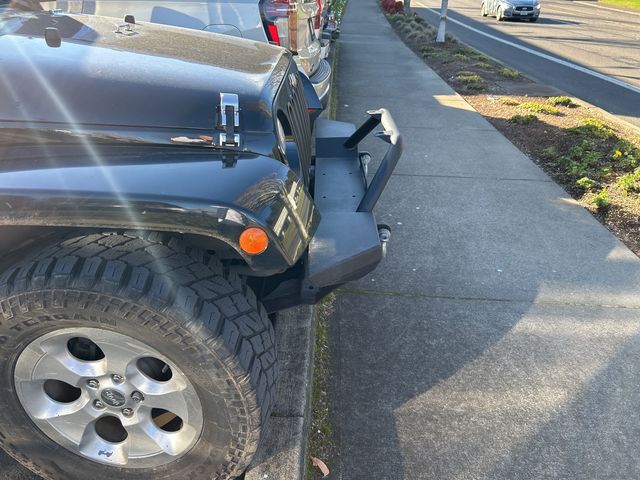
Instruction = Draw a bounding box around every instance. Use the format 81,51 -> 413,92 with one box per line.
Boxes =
302,109 -> 403,302
259,109 -> 402,312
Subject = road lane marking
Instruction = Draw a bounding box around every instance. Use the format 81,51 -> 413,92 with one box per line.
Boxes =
414,1 -> 640,95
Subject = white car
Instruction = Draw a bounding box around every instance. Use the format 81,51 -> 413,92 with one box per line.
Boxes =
63,0 -> 332,105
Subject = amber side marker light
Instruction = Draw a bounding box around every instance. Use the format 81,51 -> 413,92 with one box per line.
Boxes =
239,227 -> 269,255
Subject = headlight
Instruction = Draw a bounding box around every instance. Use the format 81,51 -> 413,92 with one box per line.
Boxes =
534,3 -> 541,8
503,2 -> 515,8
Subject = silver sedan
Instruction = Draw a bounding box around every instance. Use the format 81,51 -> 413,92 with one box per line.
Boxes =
481,0 -> 541,21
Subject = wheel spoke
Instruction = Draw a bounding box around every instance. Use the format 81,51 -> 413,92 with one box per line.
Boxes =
47,405 -> 99,443
91,340 -> 142,376
16,380 -> 88,420
30,336 -> 107,385
140,389 -> 191,423
124,421 -> 167,458
78,424 -> 129,466
135,412 -> 199,456
127,363 -> 187,396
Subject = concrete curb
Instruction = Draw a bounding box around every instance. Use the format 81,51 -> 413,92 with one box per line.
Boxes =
244,305 -> 315,480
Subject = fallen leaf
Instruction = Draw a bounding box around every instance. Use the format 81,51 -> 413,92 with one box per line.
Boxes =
311,457 -> 330,477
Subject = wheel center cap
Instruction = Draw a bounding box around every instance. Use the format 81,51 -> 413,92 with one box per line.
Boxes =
101,389 -> 126,407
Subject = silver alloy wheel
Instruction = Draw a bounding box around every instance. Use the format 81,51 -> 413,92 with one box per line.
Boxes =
14,327 -> 204,469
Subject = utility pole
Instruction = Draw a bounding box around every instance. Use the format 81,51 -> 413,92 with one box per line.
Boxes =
436,0 -> 448,42
404,0 -> 411,14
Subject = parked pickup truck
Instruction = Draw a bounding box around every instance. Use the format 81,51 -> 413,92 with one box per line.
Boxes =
0,9 -> 402,480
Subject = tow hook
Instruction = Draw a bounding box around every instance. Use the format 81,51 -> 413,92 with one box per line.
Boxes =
377,224 -> 391,258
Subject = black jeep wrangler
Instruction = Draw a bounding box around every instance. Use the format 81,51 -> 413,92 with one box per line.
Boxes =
0,9 -> 402,480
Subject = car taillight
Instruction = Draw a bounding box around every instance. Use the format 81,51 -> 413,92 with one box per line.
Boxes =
261,0 -> 297,51
314,0 -> 322,29
267,24 -> 281,45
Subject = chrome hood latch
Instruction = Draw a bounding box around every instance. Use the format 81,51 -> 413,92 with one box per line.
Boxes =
218,93 -> 241,147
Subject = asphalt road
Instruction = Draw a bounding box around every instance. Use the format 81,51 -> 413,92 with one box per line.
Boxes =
412,0 -> 640,127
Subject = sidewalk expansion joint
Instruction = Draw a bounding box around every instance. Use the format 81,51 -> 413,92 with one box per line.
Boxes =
390,172 -> 552,182
337,287 -> 640,310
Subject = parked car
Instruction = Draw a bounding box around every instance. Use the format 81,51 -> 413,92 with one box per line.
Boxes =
481,0 -> 540,21
0,8 -> 401,480
63,0 -> 333,106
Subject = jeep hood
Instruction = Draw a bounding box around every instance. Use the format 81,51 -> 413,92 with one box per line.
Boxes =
0,11 -> 291,138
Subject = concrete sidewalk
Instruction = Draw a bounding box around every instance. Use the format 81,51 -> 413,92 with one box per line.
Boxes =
329,1 -> 640,479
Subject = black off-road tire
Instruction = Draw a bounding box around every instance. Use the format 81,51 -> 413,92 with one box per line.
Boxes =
0,231 -> 277,480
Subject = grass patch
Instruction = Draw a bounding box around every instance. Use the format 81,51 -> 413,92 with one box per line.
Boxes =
328,42 -> 341,120
497,97 -> 520,106
517,101 -> 560,115
548,96 -> 574,107
600,0 -> 640,10
510,114 -> 537,124
454,71 -> 484,90
306,295 -> 335,480
474,61 -> 494,70
455,72 -> 482,83
499,67 -> 520,79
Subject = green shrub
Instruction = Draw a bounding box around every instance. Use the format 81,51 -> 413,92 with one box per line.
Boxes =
518,101 -> 560,115
576,177 -> 598,190
548,96 -> 574,107
568,145 -> 584,159
541,146 -> 557,157
497,97 -> 520,106
592,189 -> 610,209
617,168 -> 640,194
475,61 -> 494,70
567,117 -> 615,139
611,140 -> 640,171
583,150 -> 602,166
499,67 -> 520,79
597,166 -> 613,179
566,161 -> 589,178
510,114 -> 537,125
455,72 -> 482,83
453,72 -> 484,90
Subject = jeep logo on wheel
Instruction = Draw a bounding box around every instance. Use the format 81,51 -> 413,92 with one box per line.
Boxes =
101,389 -> 126,407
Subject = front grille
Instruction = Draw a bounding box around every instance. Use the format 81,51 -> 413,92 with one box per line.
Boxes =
286,73 -> 312,183
515,6 -> 533,10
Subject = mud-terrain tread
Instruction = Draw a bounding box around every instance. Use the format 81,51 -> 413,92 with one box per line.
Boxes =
0,231 -> 276,480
